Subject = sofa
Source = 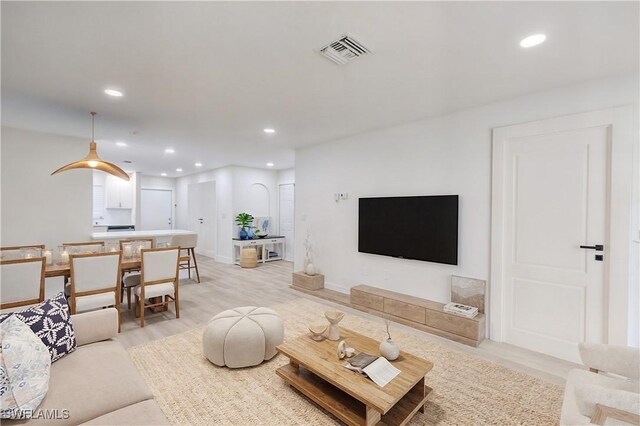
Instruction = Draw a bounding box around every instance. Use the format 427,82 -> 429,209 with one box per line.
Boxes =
560,342 -> 639,425
8,308 -> 168,425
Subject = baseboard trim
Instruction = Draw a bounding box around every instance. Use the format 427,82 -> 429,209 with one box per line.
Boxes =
324,281 -> 350,295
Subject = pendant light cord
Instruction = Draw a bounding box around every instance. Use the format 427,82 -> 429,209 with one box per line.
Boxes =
91,111 -> 96,141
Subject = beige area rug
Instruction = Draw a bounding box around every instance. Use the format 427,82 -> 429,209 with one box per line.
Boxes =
128,298 -> 563,425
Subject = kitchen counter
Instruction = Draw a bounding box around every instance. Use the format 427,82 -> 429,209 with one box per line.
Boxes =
92,229 -> 196,240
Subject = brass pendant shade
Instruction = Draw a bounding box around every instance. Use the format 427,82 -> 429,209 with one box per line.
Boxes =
51,112 -> 130,181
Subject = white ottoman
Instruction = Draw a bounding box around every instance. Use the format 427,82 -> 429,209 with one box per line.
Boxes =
203,306 -> 284,368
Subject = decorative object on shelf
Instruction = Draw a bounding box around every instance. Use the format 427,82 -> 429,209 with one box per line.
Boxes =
324,310 -> 344,341
235,212 -> 254,240
337,340 -> 346,359
305,262 -> 316,276
253,217 -> 271,238
345,347 -> 355,358
303,230 -> 314,275
51,112 -> 130,181
308,324 -> 327,341
451,275 -> 486,313
379,320 -> 400,361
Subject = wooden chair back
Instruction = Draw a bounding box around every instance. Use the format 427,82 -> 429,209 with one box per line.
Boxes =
141,247 -> 180,286
119,238 -> 154,257
63,241 -> 105,254
0,257 -> 46,310
69,252 -> 121,313
0,244 -> 45,260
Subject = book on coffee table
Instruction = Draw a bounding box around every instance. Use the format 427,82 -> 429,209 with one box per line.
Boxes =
344,352 -> 401,387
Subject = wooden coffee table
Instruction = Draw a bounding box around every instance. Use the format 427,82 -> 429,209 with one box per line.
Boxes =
276,328 -> 433,426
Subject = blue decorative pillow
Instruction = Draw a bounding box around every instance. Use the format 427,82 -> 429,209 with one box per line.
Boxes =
0,293 -> 76,363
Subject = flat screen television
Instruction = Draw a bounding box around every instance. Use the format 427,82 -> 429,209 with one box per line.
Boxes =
358,195 -> 458,265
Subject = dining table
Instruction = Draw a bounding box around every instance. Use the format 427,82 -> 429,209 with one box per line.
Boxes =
44,255 -> 191,278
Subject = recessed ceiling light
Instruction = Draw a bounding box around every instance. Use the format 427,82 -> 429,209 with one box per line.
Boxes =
263,128 -> 276,134
195,162 -> 202,167
165,148 -> 175,154
266,162 -> 274,167
104,89 -> 123,97
115,141 -> 127,147
176,168 -> 183,172
161,172 -> 167,177
122,160 -> 132,164
520,34 -> 546,48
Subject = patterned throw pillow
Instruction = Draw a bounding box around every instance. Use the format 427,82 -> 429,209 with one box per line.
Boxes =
0,315 -> 51,419
0,293 -> 76,363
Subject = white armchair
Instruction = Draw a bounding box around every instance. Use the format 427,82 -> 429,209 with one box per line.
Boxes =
561,343 -> 640,425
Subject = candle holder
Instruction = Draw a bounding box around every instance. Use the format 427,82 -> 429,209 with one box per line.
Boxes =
57,245 -> 70,265
43,249 -> 53,266
122,242 -> 134,260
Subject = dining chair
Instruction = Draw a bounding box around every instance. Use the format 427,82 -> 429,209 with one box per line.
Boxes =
69,251 -> 122,332
169,234 -> 200,283
118,238 -> 154,310
62,241 -> 106,288
0,244 -> 45,260
62,241 -> 105,254
130,247 -> 180,328
0,257 -> 46,311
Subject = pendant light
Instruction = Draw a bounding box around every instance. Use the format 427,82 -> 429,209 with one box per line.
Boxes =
51,112 -> 130,181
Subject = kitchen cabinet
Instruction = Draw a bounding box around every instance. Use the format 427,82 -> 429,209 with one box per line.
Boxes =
105,175 -> 133,209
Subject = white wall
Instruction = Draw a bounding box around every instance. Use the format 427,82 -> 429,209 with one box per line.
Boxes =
175,167 -> 233,262
277,168 -> 295,185
1,126 -> 93,250
138,174 -> 177,229
174,166 -> 279,262
294,74 -> 639,343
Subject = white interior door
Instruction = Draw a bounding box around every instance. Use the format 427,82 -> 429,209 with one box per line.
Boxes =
188,181 -> 216,258
279,184 -> 295,261
492,116 -> 610,363
140,189 -> 172,230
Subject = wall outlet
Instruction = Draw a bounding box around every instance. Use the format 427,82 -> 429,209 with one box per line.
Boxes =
340,192 -> 348,200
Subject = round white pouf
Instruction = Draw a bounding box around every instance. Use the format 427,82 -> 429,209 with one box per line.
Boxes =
203,306 -> 284,368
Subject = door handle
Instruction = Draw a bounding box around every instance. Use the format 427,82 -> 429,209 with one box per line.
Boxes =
579,244 -> 603,251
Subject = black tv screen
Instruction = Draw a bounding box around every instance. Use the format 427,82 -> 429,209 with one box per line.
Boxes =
358,195 -> 458,265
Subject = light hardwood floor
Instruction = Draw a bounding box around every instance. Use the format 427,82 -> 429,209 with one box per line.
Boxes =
116,255 -> 579,386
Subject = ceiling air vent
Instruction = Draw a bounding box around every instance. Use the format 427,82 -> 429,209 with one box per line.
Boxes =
319,34 -> 371,65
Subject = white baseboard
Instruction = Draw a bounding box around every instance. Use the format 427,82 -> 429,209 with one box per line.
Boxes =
324,281 -> 350,295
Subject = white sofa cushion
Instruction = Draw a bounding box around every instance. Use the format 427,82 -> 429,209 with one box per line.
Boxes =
0,316 -> 51,419
561,369 -> 640,425
575,383 -> 640,418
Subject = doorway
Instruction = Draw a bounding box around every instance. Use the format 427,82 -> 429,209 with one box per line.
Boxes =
278,184 -> 295,261
140,189 -> 173,230
188,181 -> 216,258
490,107 -> 633,362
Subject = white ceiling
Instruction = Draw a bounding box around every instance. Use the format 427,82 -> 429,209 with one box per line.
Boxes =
2,1 -> 638,177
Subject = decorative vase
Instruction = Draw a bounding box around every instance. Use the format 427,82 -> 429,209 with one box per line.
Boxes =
306,263 -> 316,276
325,311 -> 344,341
239,228 -> 249,240
379,338 -> 400,361
303,256 -> 310,272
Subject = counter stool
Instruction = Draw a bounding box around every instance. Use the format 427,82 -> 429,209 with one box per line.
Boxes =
169,234 -> 200,283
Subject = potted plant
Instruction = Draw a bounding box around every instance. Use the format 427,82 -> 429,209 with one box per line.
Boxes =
235,212 -> 254,240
